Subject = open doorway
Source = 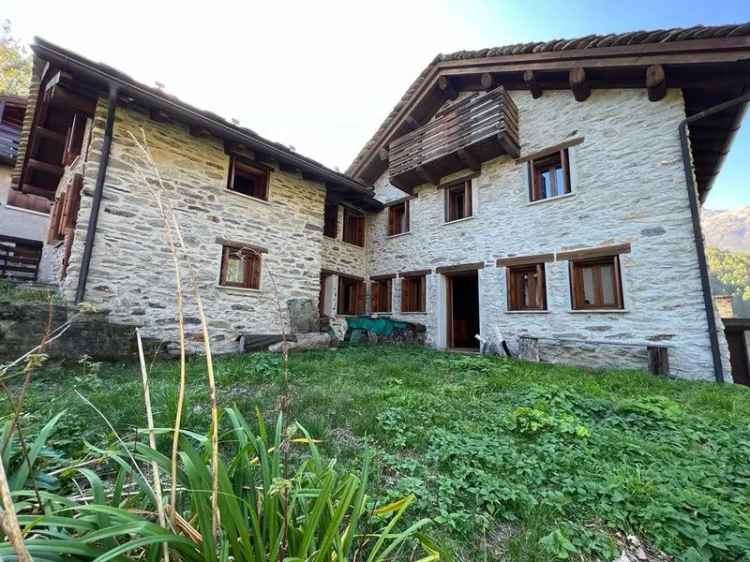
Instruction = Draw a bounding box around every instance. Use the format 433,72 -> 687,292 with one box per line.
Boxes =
447,270 -> 480,350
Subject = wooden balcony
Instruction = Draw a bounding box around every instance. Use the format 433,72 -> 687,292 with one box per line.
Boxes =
0,123 -> 20,165
388,86 -> 519,191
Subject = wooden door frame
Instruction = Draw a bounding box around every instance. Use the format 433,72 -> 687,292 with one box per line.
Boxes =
444,269 -> 480,349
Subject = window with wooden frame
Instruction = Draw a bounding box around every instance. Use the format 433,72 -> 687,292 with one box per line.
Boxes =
387,200 -> 409,236
342,207 -> 365,246
323,202 -> 338,238
62,113 -> 87,166
337,276 -> 365,315
445,180 -> 472,222
219,245 -> 262,289
371,278 -> 392,313
507,263 -> 547,311
570,255 -> 623,310
228,157 -> 270,201
401,275 -> 426,313
528,149 -> 571,202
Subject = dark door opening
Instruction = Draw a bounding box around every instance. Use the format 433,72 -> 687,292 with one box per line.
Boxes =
726,328 -> 750,386
448,271 -> 480,350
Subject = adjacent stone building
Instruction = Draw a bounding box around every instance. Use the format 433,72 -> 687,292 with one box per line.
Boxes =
6,24 -> 750,381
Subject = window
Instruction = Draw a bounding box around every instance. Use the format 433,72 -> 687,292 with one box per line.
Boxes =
324,202 -> 338,238
401,275 -> 426,313
371,278 -> 392,313
445,180 -> 472,222
507,264 -> 547,311
570,255 -> 623,310
62,113 -> 87,166
387,200 -> 409,236
338,276 -> 365,315
342,207 -> 365,246
219,245 -> 262,289
228,157 -> 269,201
529,149 -> 571,202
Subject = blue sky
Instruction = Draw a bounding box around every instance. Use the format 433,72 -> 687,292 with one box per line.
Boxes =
4,0 -> 748,209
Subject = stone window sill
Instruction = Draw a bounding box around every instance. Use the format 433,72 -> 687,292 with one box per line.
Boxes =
505,310 -> 550,314
567,308 -> 629,314
216,284 -> 263,295
526,192 -> 575,207
225,189 -> 271,205
398,311 -> 428,315
340,240 -> 366,250
443,215 -> 475,226
387,231 -> 411,239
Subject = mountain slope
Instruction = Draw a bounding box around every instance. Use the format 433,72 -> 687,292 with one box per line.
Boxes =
703,207 -> 750,254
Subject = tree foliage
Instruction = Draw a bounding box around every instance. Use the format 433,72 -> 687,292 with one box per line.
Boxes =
0,20 -> 32,97
706,246 -> 750,301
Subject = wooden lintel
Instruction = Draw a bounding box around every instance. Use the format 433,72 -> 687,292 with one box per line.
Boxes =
150,108 -> 172,123
456,148 -> 481,172
646,64 -> 667,101
437,75 -> 458,100
189,125 -> 213,138
436,262 -> 485,274
523,70 -> 543,98
378,147 -> 389,162
398,269 -> 432,278
569,67 -> 591,101
415,165 -> 439,185
480,72 -> 495,91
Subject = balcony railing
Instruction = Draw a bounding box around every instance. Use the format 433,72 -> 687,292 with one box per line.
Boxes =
388,86 -> 519,191
0,123 -> 20,164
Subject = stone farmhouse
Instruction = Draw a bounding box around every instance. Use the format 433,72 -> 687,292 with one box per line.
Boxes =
3,24 -> 750,382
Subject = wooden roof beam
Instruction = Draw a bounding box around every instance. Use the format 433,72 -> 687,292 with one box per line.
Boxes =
415,165 -> 440,185
437,76 -> 458,101
569,67 -> 591,101
646,64 -> 667,101
456,148 -> 481,172
523,70 -> 543,99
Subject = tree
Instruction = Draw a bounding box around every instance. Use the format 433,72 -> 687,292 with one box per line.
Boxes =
0,20 -> 31,97
706,246 -> 750,303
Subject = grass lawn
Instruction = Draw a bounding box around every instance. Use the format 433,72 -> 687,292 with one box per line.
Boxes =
3,346 -> 750,561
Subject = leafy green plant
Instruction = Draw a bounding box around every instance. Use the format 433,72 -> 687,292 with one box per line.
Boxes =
4,409 -> 438,561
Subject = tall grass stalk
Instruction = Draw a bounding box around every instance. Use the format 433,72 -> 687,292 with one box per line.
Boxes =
137,328 -> 170,561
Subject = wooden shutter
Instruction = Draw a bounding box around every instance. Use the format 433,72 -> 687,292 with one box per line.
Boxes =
371,281 -> 380,312
388,207 -> 396,236
47,195 -> 64,243
464,182 -> 472,218
219,247 -> 229,285
404,200 -> 410,233
63,113 -> 87,166
401,278 -> 410,312
418,276 -> 426,312
249,254 -> 261,289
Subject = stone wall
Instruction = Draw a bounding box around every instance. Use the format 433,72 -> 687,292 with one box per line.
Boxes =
367,89 -> 730,381
61,99 -> 329,352
0,301 -> 135,360
319,205 -> 367,337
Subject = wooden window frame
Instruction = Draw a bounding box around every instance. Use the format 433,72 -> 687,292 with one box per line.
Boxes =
387,200 -> 410,236
227,156 -> 270,201
569,255 -> 624,310
337,275 -> 366,315
62,113 -> 87,166
219,245 -> 262,290
507,263 -> 547,311
371,278 -> 392,313
342,207 -> 365,247
444,180 -> 472,223
528,148 -> 571,202
323,202 -> 338,238
401,275 -> 427,313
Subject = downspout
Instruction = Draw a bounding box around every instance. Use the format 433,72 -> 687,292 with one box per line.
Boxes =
75,85 -> 119,303
678,91 -> 750,383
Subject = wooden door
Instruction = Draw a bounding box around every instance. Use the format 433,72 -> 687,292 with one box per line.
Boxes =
726,330 -> 750,386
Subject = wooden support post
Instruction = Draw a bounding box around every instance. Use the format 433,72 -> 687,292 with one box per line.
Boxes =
404,115 -> 421,131
648,346 -> 670,375
646,64 -> 667,102
524,70 -> 543,99
437,76 -> 458,101
480,72 -> 495,91
456,148 -> 480,172
415,165 -> 439,185
569,67 -> 591,102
